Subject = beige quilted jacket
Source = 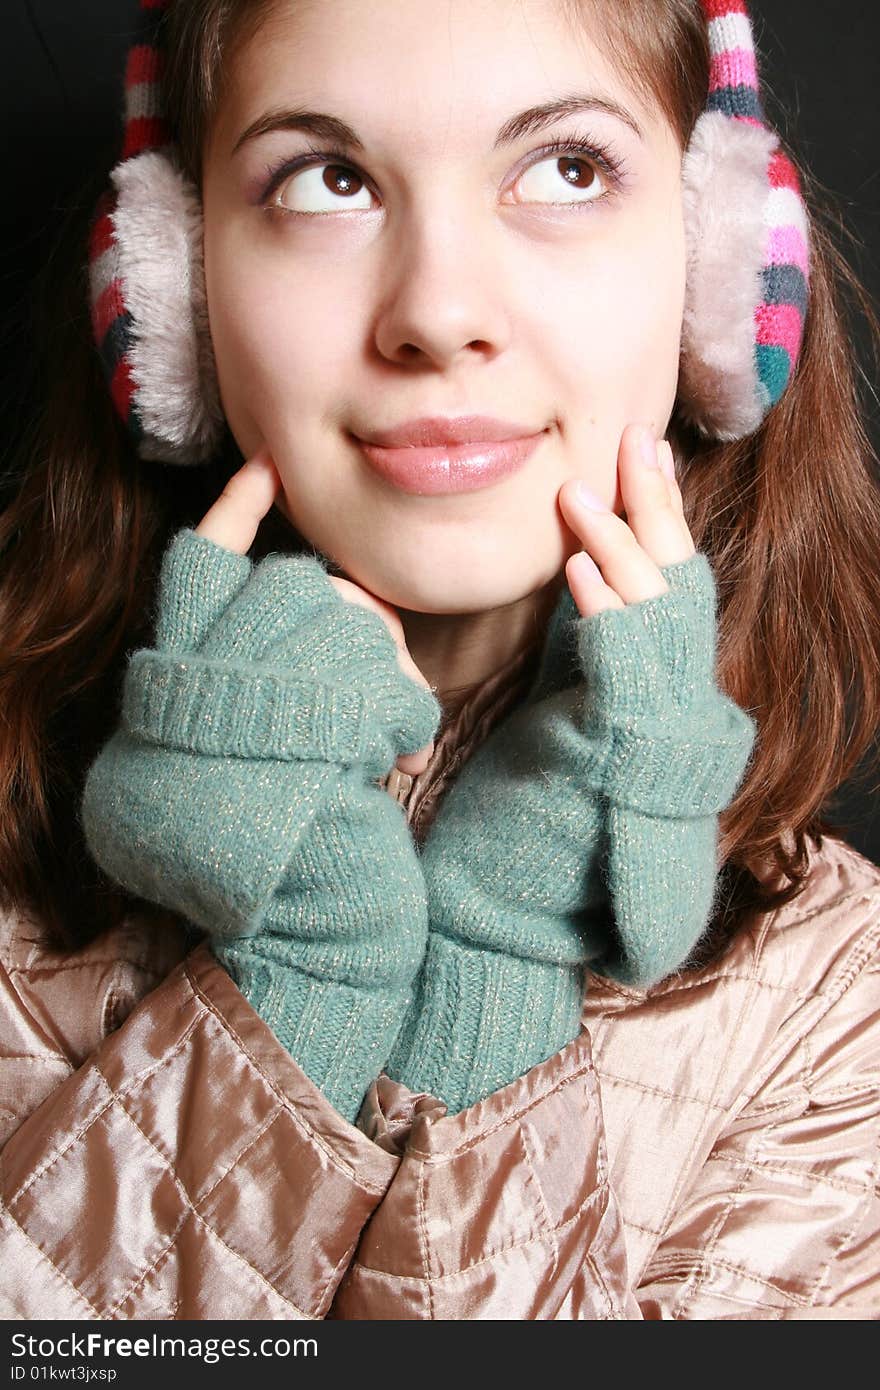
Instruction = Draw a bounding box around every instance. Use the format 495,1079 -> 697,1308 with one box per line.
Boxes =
1,647 -> 879,1319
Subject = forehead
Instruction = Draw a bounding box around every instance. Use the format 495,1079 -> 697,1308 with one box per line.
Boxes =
212,0 -> 667,159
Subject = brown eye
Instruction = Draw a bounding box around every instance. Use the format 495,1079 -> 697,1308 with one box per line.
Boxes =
514,151 -> 607,206
558,156 -> 600,192
272,162 -> 374,214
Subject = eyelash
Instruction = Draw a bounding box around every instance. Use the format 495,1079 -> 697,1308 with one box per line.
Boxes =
259,131 -> 628,216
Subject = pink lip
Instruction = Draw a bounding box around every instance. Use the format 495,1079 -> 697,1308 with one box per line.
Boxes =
357,415 -> 543,448
351,415 -> 550,495
354,431 -> 548,495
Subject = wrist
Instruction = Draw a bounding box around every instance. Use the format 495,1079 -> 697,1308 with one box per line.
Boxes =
385,932 -> 585,1115
217,942 -> 421,1123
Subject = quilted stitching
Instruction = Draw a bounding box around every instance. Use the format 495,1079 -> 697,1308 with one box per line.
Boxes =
1,834 -> 878,1318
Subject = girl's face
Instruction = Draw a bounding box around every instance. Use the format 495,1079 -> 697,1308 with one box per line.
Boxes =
202,0 -> 686,614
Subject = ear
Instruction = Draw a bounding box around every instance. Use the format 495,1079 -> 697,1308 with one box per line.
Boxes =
89,149 -> 225,465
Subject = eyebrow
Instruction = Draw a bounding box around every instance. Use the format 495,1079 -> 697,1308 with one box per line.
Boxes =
231,93 -> 644,157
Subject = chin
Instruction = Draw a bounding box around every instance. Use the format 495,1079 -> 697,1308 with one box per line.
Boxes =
375,568 -> 547,617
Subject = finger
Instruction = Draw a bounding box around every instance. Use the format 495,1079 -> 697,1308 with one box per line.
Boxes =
396,741 -> 435,776
565,549 -> 625,618
394,643 -> 433,692
558,426 -> 696,603
658,440 -> 687,524
617,425 -> 696,568
195,446 -> 282,555
558,474 -> 668,605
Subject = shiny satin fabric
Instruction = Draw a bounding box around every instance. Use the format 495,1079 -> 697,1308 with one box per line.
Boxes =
334,1037 -> 641,1319
1,647 -> 879,1317
2,835 -> 878,1318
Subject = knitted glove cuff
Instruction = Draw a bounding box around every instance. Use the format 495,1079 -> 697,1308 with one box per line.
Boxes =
598,696 -> 757,817
217,939 -> 417,1124
131,526 -> 441,773
384,933 -> 585,1116
122,648 -> 441,773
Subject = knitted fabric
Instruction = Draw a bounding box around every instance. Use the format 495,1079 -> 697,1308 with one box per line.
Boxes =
88,0 -> 173,447
80,527 -> 442,1123
385,550 -> 757,1115
702,0 -> 809,409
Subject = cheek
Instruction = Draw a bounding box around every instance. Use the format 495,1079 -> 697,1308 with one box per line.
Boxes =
542,222 -> 686,417
204,224 -> 357,428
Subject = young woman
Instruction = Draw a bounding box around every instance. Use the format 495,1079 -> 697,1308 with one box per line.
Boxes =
1,0 -> 878,1318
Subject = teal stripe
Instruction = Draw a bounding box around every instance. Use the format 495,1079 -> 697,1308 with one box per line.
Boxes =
707,86 -> 765,123
756,343 -> 791,405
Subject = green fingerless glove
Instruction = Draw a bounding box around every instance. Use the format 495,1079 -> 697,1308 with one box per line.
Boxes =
80,527 -> 441,1123
385,550 -> 757,1114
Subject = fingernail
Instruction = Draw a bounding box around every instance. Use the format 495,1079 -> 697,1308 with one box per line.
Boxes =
572,551 -> 603,584
575,481 -> 610,511
659,440 -> 676,481
639,427 -> 659,468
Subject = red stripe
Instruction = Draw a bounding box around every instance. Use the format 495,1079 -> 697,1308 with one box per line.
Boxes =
126,43 -> 164,87
110,357 -> 137,423
122,115 -> 171,159
701,0 -> 750,19
91,279 -> 128,346
141,0 -> 169,10
768,149 -> 800,192
88,195 -> 117,260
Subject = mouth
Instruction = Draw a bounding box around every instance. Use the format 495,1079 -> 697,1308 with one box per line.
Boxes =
350,423 -> 550,497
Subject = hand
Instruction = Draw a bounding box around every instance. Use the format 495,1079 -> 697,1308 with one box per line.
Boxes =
558,424 -> 696,619
195,444 -> 435,776
82,442 -> 444,1122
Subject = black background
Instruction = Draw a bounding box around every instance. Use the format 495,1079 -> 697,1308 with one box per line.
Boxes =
1,0 -> 878,861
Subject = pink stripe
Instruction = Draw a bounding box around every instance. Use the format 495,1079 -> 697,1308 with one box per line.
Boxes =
755,302 -> 803,359
766,224 -> 809,277
709,47 -> 758,92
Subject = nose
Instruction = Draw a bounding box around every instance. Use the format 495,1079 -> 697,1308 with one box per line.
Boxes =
372,200 -> 512,371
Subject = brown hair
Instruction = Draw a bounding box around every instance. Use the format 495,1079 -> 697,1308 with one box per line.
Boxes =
1,0 -> 879,956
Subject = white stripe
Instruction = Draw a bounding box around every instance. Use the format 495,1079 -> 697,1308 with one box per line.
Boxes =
707,13 -> 754,57
88,245 -> 121,303
125,80 -> 164,123
764,186 -> 809,240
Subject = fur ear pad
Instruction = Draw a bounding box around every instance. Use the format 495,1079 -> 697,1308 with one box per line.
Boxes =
89,150 -> 224,465
678,111 -> 810,442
